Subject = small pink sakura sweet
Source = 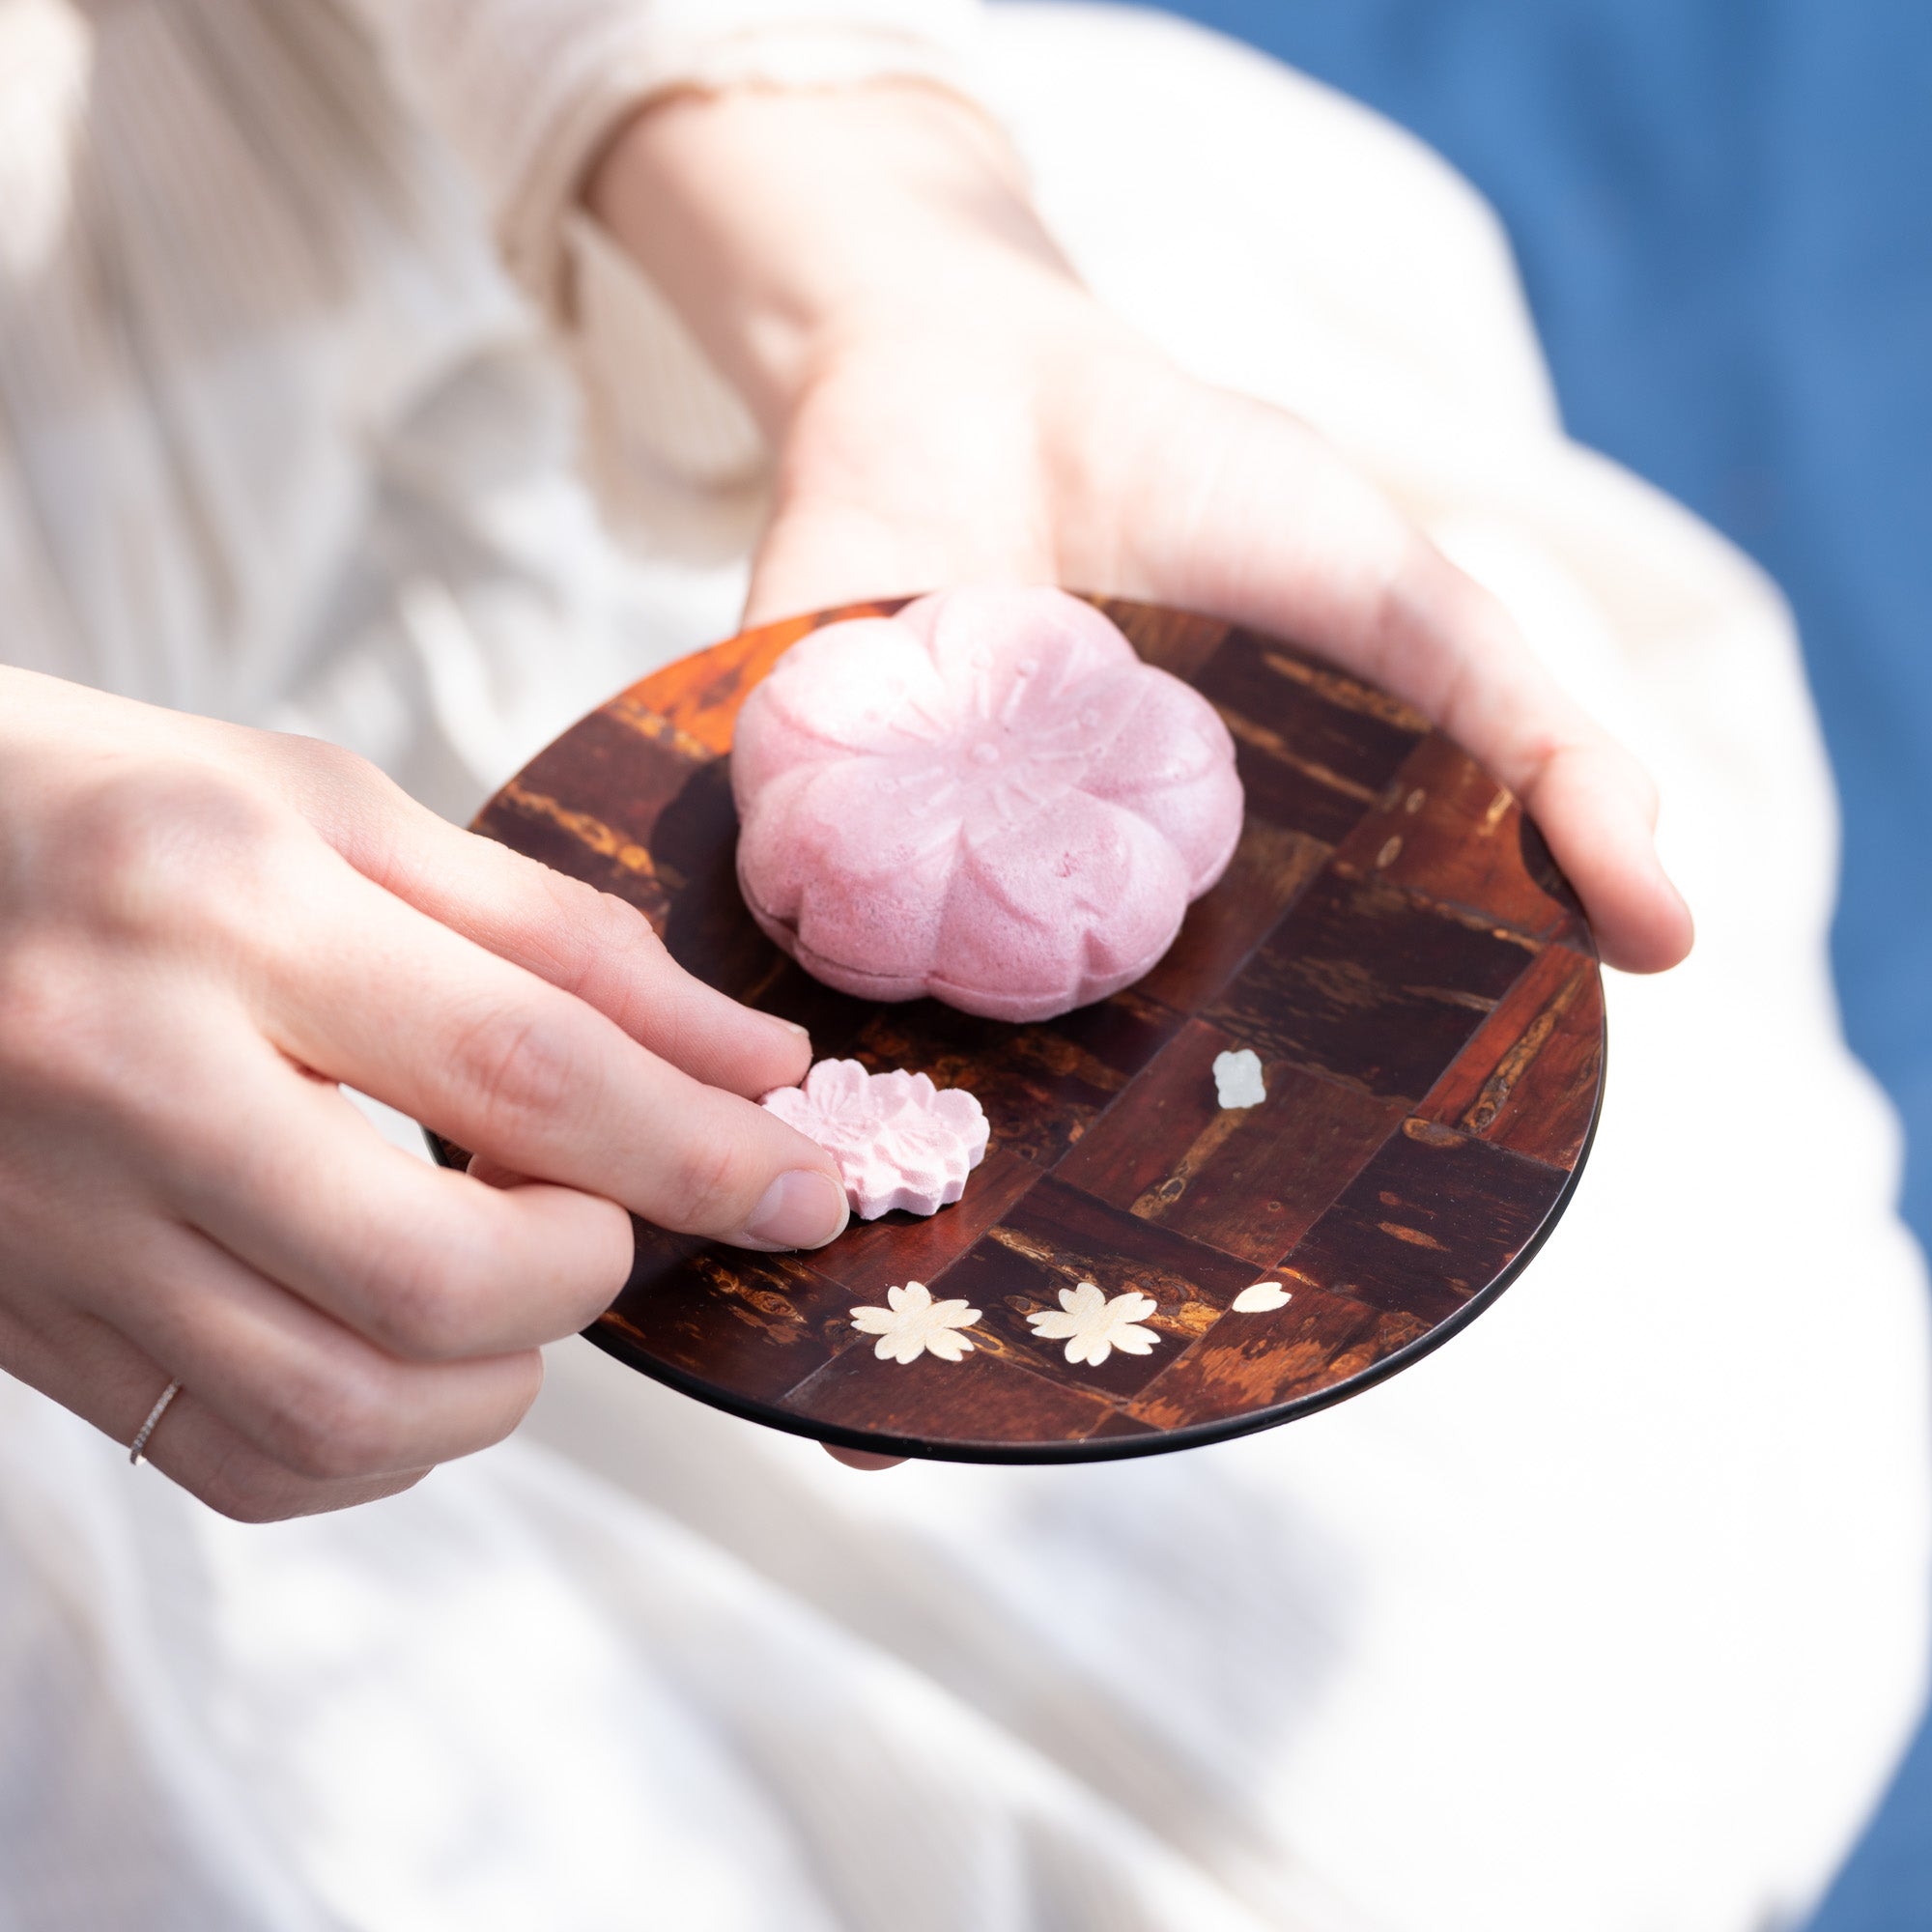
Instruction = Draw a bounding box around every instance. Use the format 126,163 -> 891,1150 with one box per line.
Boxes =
760,1058 -> 989,1221
732,586 -> 1244,1023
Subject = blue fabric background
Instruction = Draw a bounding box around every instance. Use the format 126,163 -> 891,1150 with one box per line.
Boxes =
1082,3 -> 1932,1920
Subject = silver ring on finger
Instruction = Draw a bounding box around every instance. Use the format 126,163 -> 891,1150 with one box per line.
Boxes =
128,1379 -> 183,1467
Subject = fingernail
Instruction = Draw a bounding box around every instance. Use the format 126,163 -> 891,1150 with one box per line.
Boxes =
774,1016 -> 810,1041
742,1169 -> 848,1249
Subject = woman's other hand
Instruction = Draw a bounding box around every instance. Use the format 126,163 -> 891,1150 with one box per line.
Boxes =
592,84 -> 1693,978
0,671 -> 844,1520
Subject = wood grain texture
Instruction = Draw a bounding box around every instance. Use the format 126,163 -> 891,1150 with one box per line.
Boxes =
781,1340 -> 1119,1448
1194,627 -> 1429,841
450,596 -> 1604,1462
935,1175 -> 1257,1404
1329,732 -> 1587,945
1276,1119 -> 1561,1328
1415,940 -> 1604,1169
1205,870 -> 1539,1101
1124,1280 -> 1432,1432
1057,1020 -> 1407,1266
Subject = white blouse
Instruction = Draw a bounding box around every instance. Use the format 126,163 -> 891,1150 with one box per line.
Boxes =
341,0 -> 982,318
0,0 -> 980,815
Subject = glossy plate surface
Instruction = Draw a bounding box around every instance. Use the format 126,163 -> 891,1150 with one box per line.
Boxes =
444,598 -> 1604,1463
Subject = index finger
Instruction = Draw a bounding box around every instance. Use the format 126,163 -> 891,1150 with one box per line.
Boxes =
251,842 -> 849,1252
238,732 -> 813,1097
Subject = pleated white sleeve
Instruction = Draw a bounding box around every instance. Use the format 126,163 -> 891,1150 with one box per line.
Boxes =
340,0 -> 986,321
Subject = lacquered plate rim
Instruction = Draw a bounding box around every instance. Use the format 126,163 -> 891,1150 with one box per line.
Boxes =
435,593 -> 1605,1463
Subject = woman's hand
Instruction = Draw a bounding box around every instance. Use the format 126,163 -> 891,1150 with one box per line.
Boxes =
0,672 -> 846,1520
593,83 -> 1693,977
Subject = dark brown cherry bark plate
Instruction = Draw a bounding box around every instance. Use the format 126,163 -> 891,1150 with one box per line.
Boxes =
433,598 -> 1604,1463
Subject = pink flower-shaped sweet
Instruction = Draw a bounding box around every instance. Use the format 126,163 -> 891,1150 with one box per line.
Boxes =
732,586 -> 1244,1022
760,1058 -> 989,1220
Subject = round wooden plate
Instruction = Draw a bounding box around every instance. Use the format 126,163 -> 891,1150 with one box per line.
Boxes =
439,597 -> 1604,1463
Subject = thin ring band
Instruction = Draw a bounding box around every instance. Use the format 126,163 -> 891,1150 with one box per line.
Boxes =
128,1379 -> 183,1466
